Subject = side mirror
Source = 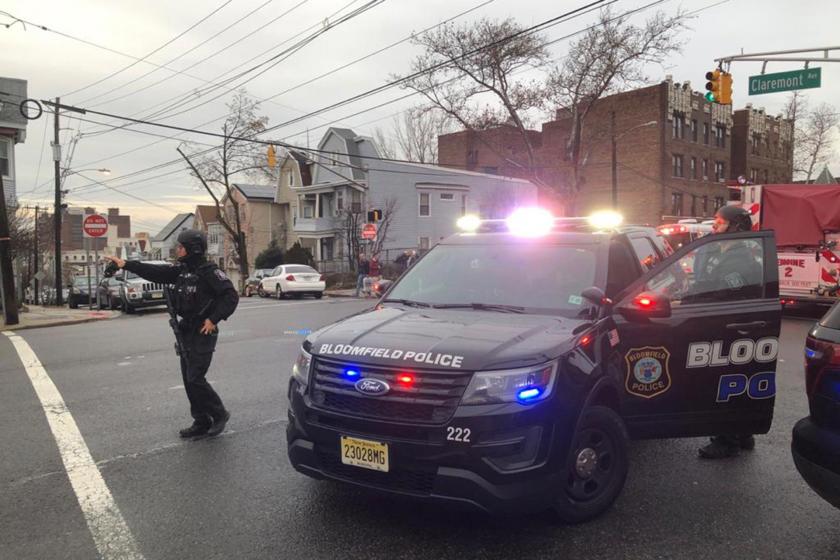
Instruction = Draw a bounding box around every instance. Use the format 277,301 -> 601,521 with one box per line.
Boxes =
617,292 -> 672,321
581,286 -> 612,307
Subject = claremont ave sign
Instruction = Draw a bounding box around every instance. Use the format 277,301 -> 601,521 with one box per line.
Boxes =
749,68 -> 821,95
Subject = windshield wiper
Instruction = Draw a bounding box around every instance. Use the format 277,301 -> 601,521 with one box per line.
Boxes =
381,298 -> 431,308
432,303 -> 526,313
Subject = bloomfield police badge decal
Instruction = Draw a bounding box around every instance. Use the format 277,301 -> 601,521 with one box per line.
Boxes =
625,346 -> 671,399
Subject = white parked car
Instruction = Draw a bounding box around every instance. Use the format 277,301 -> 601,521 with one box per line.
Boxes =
259,264 -> 325,299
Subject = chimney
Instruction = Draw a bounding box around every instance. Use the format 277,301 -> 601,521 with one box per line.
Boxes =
84,207 -> 95,214
108,208 -> 119,216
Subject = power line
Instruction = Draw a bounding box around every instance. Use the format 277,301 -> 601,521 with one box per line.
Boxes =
62,0 -> 234,99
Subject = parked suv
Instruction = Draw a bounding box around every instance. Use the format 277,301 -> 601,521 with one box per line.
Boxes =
286,210 -> 781,521
116,261 -> 169,313
794,302 -> 840,509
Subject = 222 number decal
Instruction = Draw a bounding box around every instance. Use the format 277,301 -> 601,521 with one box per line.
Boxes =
446,426 -> 471,443
784,266 -> 793,278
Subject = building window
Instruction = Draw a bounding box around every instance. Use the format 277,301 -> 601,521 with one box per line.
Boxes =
750,168 -> 757,183
482,166 -> 498,174
703,123 -> 709,145
672,154 -> 684,177
467,149 -> 478,165
751,134 -> 760,155
671,192 -> 683,216
764,169 -> 769,183
715,161 -> 725,182
440,193 -> 454,201
303,205 -> 313,218
337,191 -> 344,213
351,190 -> 361,213
691,195 -> 698,216
419,193 -> 430,217
690,157 -> 697,179
672,112 -> 685,139
0,139 -> 9,177
715,125 -> 726,148
702,196 -> 709,215
714,197 -> 725,211
461,194 -> 467,216
691,119 -> 698,142
419,237 -> 430,250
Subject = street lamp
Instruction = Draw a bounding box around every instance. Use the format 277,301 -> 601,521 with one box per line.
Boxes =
611,115 -> 658,209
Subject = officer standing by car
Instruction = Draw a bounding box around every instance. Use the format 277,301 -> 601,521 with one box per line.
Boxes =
104,230 -> 239,439
698,205 -> 761,459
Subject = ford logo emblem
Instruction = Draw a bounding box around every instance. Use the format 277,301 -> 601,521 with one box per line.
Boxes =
355,378 -> 390,396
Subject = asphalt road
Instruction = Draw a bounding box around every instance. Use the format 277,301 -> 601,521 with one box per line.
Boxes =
1,299 -> 838,560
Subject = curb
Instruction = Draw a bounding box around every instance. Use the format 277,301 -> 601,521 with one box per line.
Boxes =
325,293 -> 359,298
1,312 -> 120,332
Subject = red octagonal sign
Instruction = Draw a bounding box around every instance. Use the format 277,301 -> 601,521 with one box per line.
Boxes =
83,214 -> 109,238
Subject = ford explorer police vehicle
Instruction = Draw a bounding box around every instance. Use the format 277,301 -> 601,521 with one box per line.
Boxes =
286,209 -> 781,522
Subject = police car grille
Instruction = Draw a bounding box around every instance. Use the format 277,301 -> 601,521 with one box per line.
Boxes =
142,282 -> 164,292
316,449 -> 436,495
310,358 -> 472,425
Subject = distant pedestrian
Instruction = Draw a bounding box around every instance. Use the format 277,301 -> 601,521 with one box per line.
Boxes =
395,250 -> 410,273
366,256 -> 381,297
355,255 -> 369,298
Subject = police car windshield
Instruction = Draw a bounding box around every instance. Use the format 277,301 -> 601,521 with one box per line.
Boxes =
386,243 -> 597,316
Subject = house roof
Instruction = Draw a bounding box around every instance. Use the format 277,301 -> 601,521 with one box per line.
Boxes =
814,166 -> 838,185
288,149 -> 313,185
195,205 -> 218,225
380,159 -> 536,185
152,213 -> 194,242
326,128 -> 365,180
233,183 -> 276,201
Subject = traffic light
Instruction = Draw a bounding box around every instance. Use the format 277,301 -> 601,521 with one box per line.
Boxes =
719,71 -> 733,105
367,209 -> 382,222
705,69 -> 721,103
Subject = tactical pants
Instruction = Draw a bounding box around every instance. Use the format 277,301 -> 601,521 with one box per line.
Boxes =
179,329 -> 226,426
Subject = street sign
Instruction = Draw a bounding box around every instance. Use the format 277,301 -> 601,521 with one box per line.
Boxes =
34,270 -> 46,281
82,214 -> 108,238
749,68 -> 821,95
361,223 -> 377,240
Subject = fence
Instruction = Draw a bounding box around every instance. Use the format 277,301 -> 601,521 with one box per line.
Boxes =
312,246 -> 424,276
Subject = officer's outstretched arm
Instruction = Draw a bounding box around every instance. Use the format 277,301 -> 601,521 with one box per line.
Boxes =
123,261 -> 181,284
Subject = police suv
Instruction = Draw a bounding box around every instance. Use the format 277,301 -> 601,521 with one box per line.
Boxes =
286,209 -> 781,521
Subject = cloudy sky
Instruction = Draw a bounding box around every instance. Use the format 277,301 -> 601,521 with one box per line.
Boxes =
2,0 -> 838,233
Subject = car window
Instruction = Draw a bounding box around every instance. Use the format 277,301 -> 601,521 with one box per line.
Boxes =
643,238 -> 765,304
606,241 -> 642,298
285,265 -> 317,274
629,237 -> 662,271
271,266 -> 282,276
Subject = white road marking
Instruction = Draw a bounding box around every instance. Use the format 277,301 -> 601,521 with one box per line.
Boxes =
117,362 -> 131,366
3,331 -> 145,560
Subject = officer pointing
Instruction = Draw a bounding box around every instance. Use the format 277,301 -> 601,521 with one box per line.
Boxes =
104,229 -> 239,439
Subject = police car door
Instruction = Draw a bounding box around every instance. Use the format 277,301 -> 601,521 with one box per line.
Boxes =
611,230 -> 780,439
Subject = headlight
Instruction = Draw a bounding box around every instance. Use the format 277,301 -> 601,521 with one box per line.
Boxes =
461,361 -> 557,405
292,347 -> 312,387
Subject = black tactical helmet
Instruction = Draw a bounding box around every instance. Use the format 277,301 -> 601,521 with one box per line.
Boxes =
177,229 -> 208,256
715,205 -> 753,233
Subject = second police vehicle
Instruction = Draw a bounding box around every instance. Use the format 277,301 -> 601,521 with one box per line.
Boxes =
286,208 -> 781,521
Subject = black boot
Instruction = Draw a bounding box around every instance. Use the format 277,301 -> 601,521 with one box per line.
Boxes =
698,435 -> 740,459
207,410 -> 231,437
738,434 -> 756,450
179,421 -> 211,439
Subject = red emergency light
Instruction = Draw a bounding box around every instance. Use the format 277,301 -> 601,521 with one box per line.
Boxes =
397,373 -> 415,387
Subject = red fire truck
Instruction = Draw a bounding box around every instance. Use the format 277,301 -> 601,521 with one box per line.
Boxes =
738,184 -> 840,306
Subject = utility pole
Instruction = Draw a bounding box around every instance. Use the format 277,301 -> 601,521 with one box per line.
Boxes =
34,205 -> 39,305
53,97 -> 63,306
0,174 -> 19,325
610,110 -> 618,210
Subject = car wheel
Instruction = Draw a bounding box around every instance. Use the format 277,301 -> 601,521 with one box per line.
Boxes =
122,298 -> 135,314
551,405 -> 629,524
69,298 -> 78,309
276,284 -> 284,300
258,285 -> 266,298
314,292 -> 323,299
244,286 -> 252,297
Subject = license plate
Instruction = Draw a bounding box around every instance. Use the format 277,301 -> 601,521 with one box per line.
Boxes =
151,293 -> 163,299
340,436 -> 389,472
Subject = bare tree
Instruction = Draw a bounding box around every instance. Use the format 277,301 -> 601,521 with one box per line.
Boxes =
369,197 -> 398,257
548,7 -> 689,210
375,108 -> 450,163
398,18 -> 549,177
342,207 -> 363,273
178,90 -> 269,292
792,101 -> 838,182
373,128 -> 397,160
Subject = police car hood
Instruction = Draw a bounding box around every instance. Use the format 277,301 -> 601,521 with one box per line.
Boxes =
308,307 -> 586,371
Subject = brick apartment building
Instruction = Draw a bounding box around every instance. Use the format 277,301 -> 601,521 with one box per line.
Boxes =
731,104 -> 794,185
439,77 -> 793,225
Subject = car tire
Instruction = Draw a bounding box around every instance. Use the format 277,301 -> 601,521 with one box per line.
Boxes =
551,405 -> 629,524
69,298 -> 78,309
314,292 -> 323,299
122,298 -> 135,314
244,286 -> 252,297
276,285 -> 284,300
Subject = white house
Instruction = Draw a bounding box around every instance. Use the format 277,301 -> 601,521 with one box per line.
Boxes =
0,76 -> 28,205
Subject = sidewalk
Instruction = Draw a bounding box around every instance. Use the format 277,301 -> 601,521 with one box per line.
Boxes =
0,305 -> 121,332
325,288 -> 361,298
